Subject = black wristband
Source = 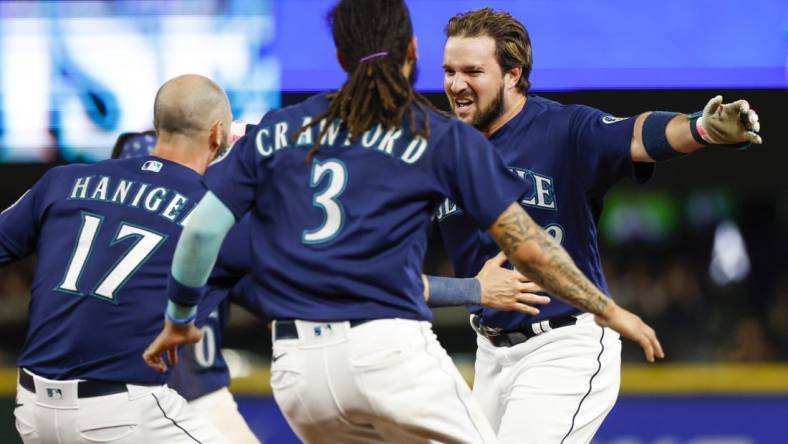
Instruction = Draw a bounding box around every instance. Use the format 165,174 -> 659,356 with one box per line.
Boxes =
687,111 -> 709,146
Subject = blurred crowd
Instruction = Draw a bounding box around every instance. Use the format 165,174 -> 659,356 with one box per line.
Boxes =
605,255 -> 787,362
603,195 -> 788,362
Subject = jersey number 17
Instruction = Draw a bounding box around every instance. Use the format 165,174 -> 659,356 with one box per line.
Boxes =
56,211 -> 166,302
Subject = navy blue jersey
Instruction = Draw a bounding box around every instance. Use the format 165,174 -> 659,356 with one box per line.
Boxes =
207,213 -> 253,286
204,92 -> 526,322
169,275 -> 268,401
437,95 -> 654,331
0,156 -> 207,384
168,295 -> 231,401
168,219 -> 265,401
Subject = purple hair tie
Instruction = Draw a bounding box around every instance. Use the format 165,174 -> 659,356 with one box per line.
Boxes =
359,51 -> 388,62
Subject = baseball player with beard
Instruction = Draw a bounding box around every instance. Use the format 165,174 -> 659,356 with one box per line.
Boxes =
2,74 -> 229,444
435,8 -> 762,443
143,1 -> 663,443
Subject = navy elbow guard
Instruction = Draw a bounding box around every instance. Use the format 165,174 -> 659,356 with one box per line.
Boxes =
642,111 -> 683,161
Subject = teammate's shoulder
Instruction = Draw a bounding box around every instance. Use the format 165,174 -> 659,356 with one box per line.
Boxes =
427,117 -> 489,157
77,157 -> 146,176
420,105 -> 467,135
260,92 -> 332,124
422,103 -> 453,124
530,94 -> 603,115
527,94 -> 573,113
38,162 -> 95,181
527,94 -> 610,126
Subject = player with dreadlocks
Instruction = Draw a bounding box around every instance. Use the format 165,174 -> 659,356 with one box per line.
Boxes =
295,0 -> 440,164
144,1 -> 662,442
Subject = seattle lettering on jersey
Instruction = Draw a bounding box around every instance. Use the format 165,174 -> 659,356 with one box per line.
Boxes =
254,118 -> 429,165
435,167 -> 557,221
67,175 -> 191,225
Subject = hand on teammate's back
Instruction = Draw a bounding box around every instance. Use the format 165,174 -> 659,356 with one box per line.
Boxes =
143,320 -> 203,373
594,301 -> 665,362
476,252 -> 550,316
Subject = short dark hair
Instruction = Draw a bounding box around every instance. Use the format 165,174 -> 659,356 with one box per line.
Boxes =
445,8 -> 533,93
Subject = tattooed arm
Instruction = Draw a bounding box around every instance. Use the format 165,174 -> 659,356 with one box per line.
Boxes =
488,202 -> 664,362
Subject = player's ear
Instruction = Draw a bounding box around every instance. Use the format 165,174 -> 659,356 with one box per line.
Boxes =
208,120 -> 224,154
504,66 -> 522,90
336,49 -> 348,72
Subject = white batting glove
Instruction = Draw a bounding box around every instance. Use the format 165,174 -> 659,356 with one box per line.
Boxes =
696,95 -> 762,145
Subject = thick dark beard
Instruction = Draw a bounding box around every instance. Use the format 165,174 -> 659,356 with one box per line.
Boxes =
471,84 -> 505,132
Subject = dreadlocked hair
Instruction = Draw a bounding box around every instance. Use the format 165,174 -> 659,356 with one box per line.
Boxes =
297,0 -> 439,164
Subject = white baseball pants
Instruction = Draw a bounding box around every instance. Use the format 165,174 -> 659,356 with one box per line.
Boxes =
270,318 -> 496,444
14,369 -> 225,444
472,314 -> 622,444
189,386 -> 261,444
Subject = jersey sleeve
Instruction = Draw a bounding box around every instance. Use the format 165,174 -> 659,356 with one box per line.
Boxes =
228,275 -> 269,321
570,105 -> 654,195
211,213 -> 252,280
431,122 -> 527,230
195,287 -> 231,327
0,170 -> 54,265
203,132 -> 260,220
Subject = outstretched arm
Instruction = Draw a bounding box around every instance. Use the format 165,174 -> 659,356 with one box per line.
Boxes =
488,203 -> 664,362
631,96 -> 762,162
143,191 -> 236,373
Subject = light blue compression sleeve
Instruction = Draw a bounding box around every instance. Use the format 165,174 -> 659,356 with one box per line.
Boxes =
166,192 -> 236,322
426,275 -> 481,307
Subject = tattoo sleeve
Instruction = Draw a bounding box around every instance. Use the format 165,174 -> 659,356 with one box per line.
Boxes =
488,203 -> 609,315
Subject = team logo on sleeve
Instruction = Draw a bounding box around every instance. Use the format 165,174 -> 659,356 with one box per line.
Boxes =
601,115 -> 627,124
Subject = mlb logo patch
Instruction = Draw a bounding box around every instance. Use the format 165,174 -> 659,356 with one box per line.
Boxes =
313,324 -> 333,337
46,388 -> 63,400
141,160 -> 163,173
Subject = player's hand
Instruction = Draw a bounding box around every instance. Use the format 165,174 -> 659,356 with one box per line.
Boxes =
699,95 -> 762,145
594,301 -> 664,363
142,320 -> 203,374
476,252 -> 550,316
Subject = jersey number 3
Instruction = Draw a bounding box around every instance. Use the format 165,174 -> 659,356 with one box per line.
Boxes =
56,212 -> 166,302
302,159 -> 347,245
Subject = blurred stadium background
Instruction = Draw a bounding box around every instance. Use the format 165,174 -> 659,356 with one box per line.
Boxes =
0,0 -> 786,442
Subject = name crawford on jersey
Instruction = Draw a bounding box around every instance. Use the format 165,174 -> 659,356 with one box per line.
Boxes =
253,118 -> 429,165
